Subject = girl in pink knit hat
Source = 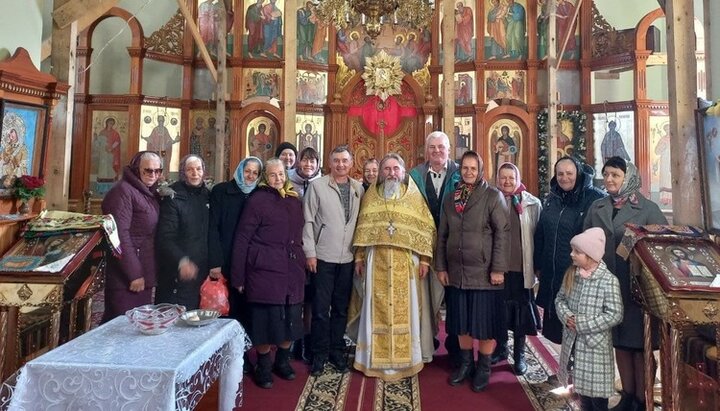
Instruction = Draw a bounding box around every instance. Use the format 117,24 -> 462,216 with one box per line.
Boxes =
555,227 -> 623,410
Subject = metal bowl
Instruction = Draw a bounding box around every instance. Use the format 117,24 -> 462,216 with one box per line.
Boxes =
125,303 -> 186,335
181,309 -> 220,327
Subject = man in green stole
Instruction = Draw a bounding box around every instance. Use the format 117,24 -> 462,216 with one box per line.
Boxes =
351,153 -> 436,381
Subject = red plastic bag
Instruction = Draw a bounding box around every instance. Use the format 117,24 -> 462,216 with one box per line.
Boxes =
199,276 -> 230,316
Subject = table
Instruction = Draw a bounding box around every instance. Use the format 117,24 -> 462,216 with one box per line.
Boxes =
7,316 -> 248,411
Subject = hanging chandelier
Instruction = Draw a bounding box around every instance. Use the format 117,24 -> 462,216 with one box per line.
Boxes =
315,0 -> 434,40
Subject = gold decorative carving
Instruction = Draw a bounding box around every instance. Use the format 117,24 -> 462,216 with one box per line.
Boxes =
591,3 -> 635,59
412,65 -> 430,97
144,9 -> 184,56
668,300 -> 690,325
702,301 -> 719,320
335,56 -> 356,95
361,50 -> 404,101
17,284 -> 32,301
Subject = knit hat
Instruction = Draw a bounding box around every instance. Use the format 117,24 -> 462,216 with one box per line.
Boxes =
570,227 -> 606,262
275,142 -> 297,158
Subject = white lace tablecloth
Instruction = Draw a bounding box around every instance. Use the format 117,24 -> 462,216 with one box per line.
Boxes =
8,316 -> 248,411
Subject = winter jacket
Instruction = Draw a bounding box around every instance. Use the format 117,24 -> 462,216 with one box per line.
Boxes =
435,180 -> 510,290
231,186 -> 306,305
155,181 -> 210,310
556,261 -> 623,398
302,175 -> 364,264
208,179 -> 252,275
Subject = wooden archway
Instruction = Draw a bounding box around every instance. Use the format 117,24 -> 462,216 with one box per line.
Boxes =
235,102 -> 282,167
482,102 -> 535,190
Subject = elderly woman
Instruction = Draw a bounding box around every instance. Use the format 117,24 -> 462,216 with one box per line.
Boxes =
494,162 -> 542,375
101,151 -> 162,322
156,154 -> 210,310
362,158 -> 379,191
584,157 -> 667,411
534,156 -> 605,345
231,158 -> 305,389
275,142 -> 298,169
288,147 -> 321,197
435,151 -> 510,392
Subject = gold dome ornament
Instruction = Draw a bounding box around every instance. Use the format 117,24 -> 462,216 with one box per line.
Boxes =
361,50 -> 404,102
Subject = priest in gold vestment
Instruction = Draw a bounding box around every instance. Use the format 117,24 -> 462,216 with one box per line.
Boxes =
351,153 -> 436,381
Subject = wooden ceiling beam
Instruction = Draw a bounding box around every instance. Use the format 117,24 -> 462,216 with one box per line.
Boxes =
175,0 -> 218,82
52,0 -> 119,29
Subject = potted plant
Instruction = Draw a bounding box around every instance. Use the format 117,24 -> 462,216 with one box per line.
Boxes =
13,175 -> 45,214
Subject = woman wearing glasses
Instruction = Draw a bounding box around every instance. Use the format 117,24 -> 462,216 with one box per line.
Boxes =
101,151 -> 163,322
156,154 -> 211,310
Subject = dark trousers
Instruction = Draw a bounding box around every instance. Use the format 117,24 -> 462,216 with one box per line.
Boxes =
579,395 -> 608,411
311,260 -> 354,360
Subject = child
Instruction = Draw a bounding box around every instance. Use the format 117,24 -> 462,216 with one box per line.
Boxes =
555,227 -> 623,411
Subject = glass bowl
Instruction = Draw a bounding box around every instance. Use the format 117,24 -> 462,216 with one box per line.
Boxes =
125,303 -> 186,335
181,309 -> 219,327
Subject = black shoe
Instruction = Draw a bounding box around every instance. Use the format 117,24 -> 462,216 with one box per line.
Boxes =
291,338 -> 304,360
311,357 -> 326,377
302,335 -> 313,363
330,354 -> 349,373
255,352 -> 274,389
609,391 -> 633,411
490,342 -> 508,365
448,349 -> 475,386
472,354 -> 491,392
273,347 -> 296,380
512,336 -> 527,375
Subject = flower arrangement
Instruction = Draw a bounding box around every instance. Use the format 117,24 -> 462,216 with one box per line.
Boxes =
13,175 -> 46,202
537,109 -> 588,199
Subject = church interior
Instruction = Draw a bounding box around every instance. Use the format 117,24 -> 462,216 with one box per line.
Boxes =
0,0 -> 719,410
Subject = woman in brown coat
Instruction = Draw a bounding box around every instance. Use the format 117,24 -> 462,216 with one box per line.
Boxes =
435,150 -> 510,392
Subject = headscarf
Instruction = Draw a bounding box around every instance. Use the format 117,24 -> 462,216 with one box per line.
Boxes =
128,150 -> 163,179
275,142 -> 298,159
258,160 -> 298,198
609,161 -> 641,207
495,162 -> 526,214
178,154 -> 206,186
454,151 -> 482,214
234,156 -> 263,194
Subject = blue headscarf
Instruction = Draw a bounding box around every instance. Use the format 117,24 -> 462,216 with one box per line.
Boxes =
234,156 -> 263,194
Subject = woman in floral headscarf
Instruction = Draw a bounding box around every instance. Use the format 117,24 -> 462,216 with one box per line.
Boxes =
231,158 -> 305,389
493,162 -> 542,376
101,151 -> 162,322
584,156 -> 667,411
434,150 -> 510,392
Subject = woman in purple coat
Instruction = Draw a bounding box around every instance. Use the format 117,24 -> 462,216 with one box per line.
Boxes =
101,151 -> 162,322
231,158 -> 306,389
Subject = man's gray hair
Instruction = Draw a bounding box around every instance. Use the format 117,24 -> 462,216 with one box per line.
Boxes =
425,131 -> 450,148
377,153 -> 409,185
331,144 -> 353,159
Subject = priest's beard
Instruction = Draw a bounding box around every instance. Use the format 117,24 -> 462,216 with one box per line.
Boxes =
383,179 -> 401,199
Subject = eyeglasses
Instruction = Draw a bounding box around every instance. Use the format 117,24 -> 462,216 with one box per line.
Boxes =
142,168 -> 163,175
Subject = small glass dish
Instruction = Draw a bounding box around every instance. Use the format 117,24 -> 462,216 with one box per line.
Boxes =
181,309 -> 219,327
125,303 -> 185,335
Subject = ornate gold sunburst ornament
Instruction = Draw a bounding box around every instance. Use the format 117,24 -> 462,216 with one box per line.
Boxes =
361,50 -> 404,102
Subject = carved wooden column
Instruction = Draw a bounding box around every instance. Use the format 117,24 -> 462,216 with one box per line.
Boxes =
666,0 -> 702,225
70,46 -> 92,199
580,0 -> 593,164
283,0 -> 297,144
633,51 -> 651,196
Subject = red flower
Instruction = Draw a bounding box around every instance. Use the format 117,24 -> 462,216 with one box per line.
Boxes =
19,175 -> 44,190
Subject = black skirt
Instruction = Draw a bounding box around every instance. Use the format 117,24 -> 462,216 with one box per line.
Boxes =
503,271 -> 540,336
446,286 -> 505,340
248,302 -> 303,346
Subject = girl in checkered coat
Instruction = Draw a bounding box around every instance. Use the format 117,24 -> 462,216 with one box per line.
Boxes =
556,227 -> 623,410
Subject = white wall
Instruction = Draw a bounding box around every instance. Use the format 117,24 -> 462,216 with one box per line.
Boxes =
0,0 -> 44,67
89,17 -> 132,95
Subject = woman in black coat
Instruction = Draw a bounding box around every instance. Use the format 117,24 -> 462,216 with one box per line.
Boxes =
156,154 -> 210,310
534,156 -> 606,344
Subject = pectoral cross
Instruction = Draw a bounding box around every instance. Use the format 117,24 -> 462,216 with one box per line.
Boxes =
387,220 -> 396,237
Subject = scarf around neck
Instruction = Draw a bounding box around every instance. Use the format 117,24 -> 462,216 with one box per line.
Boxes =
454,181 -> 476,214
495,162 -> 526,214
610,162 -> 641,207
258,179 -> 298,198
